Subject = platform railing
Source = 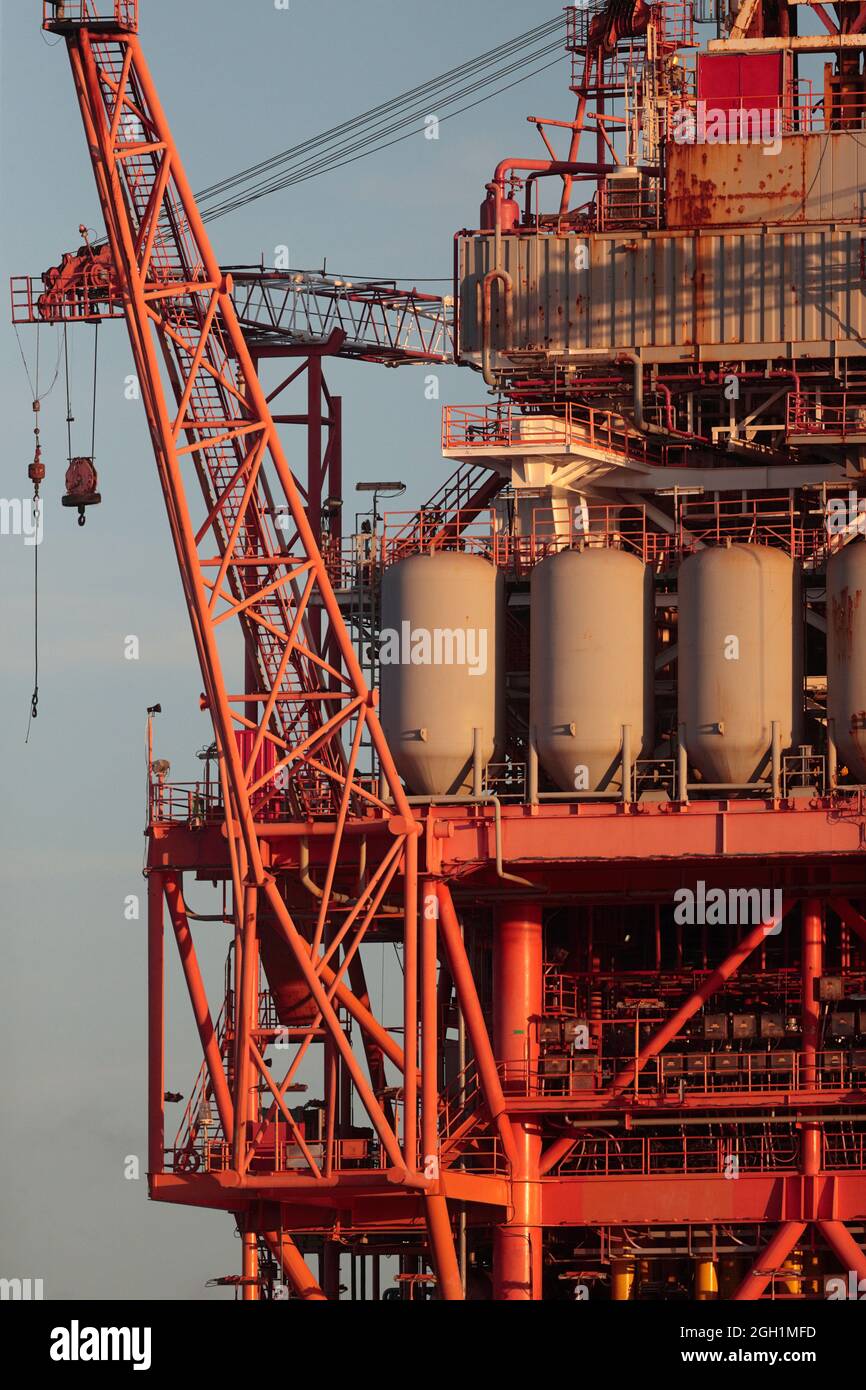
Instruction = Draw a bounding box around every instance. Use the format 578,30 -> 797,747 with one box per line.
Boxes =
668,87 -> 866,139
787,389 -> 866,440
551,1132 -> 801,1178
497,1049 -> 866,1098
44,1 -> 138,29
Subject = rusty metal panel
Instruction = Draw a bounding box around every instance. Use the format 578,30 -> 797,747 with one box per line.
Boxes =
458,226 -> 866,365
667,131 -> 866,229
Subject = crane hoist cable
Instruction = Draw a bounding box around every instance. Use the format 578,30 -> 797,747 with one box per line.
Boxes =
15,322 -> 62,743
62,321 -> 102,528
24,325 -> 44,742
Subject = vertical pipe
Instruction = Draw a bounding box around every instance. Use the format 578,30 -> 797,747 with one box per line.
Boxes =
147,872 -> 165,1176
472,726 -> 483,799
621,723 -> 632,802
242,1230 -> 260,1302
802,898 -> 823,1176
233,884 -> 259,1171
457,919 -> 468,1289
492,901 -> 543,1301
771,719 -> 781,799
677,723 -> 689,803
421,879 -> 439,1174
403,830 -> 419,1171
528,726 -> 539,805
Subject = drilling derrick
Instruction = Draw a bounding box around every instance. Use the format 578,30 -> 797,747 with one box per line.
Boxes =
20,0 -> 866,1302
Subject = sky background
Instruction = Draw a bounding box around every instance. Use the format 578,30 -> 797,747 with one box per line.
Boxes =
0,0 -> 575,1300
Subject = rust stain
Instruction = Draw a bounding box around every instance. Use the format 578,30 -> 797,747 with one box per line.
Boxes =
831,585 -> 862,661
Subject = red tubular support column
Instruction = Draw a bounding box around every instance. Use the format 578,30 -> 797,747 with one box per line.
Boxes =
493,900 -> 543,1301
147,872 -> 165,1178
421,879 -> 464,1301
801,898 -> 823,1178
436,885 -> 518,1166
242,1230 -> 260,1302
164,877 -> 235,1145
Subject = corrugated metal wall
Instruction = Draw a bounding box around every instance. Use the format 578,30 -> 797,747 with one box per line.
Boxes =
458,226 -> 866,364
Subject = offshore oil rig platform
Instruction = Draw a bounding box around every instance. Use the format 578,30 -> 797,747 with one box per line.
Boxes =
13,0 -> 866,1299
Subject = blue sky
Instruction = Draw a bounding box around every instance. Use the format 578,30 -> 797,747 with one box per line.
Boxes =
0,0 -> 573,1299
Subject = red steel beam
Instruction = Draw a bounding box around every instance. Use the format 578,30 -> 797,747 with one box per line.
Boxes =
731,1222 -> 808,1301
262,1230 -> 327,1300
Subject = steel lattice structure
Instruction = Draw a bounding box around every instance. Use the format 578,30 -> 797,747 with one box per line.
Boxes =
21,0 -> 866,1303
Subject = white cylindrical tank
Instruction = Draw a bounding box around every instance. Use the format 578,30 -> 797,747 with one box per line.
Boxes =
379,552 -> 504,796
827,540 -> 866,781
678,545 -> 802,784
530,547 -> 654,793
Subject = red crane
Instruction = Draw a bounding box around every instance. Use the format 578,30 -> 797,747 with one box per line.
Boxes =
34,0 -> 476,1300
